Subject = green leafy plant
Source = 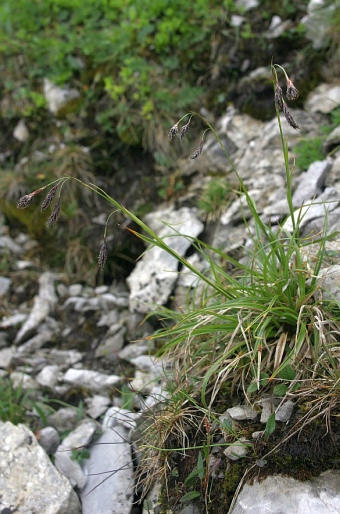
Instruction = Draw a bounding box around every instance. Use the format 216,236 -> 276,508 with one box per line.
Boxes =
71,447 -> 91,464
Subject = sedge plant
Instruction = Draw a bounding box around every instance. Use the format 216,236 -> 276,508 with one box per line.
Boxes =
16,63 -> 340,511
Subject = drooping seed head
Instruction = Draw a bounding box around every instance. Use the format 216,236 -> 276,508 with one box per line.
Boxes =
190,139 -> 204,159
17,188 -> 43,209
41,185 -> 59,211
168,123 -> 179,140
179,120 -> 191,140
46,198 -> 61,227
283,103 -> 300,130
286,78 -> 299,101
274,82 -> 283,110
98,239 -> 108,269
17,194 -> 34,209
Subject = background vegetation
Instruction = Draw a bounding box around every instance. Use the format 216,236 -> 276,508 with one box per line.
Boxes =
0,0 -> 336,281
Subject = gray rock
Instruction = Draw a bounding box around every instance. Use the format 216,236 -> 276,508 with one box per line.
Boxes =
81,409 -> 134,514
292,160 -> 331,202
305,83 -> 340,114
69,283 -> 83,296
47,407 -> 80,432
231,470 -> 340,513
265,17 -> 293,38
102,407 -> 138,431
317,265 -> 340,303
0,312 -> 27,329
38,426 -> 60,454
0,346 -> 15,369
97,310 -> 119,327
129,370 -> 159,393
63,296 -> 101,312
302,1 -> 337,50
0,421 -> 81,514
227,405 -> 258,421
16,327 -> 58,356
85,395 -> 111,419
48,348 -> 83,368
129,355 -> 164,374
0,276 -> 10,296
282,186 -> 340,233
275,400 -> 295,423
94,325 -> 126,358
224,438 -> 251,461
44,78 -> 80,115
127,207 -> 204,313
118,339 -> 152,360
15,272 -> 58,344
0,235 -> 22,254
99,292 -> 129,309
36,364 -> 60,388
324,125 -> 340,153
13,119 -> 29,142
54,419 -> 98,489
63,368 -> 121,393
142,483 -> 163,514
258,398 -> 294,424
235,0 -> 259,12
10,371 -> 38,390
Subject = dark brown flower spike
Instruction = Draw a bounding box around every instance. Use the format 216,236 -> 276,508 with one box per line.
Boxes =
274,82 -> 283,110
190,139 -> 204,159
283,103 -> 300,130
41,184 -> 59,211
98,238 -> 108,269
179,120 -> 191,140
46,198 -> 61,227
17,188 -> 43,209
168,123 -> 179,140
286,78 -> 299,101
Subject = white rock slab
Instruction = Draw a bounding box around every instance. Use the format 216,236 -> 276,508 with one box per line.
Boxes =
231,470 -> 340,513
127,207 -> 203,313
81,409 -> 134,514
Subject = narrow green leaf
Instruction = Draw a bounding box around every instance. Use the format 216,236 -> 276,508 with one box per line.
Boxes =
264,412 -> 276,440
180,491 -> 201,503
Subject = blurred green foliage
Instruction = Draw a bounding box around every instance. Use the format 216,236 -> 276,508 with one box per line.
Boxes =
0,0 -> 238,150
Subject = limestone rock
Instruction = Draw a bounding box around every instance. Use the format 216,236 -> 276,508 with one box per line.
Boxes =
62,368 -> 121,393
231,470 -> 340,513
0,421 -> 81,514
227,405 -> 258,421
0,276 -> 11,296
14,272 -> 58,344
81,409 -> 134,514
13,119 -> 29,142
44,78 -> 80,115
54,419 -> 98,489
305,82 -> 340,114
127,207 -> 204,313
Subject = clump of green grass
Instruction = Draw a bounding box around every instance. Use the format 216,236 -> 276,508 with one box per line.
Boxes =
197,177 -> 233,222
0,377 -> 31,425
294,137 -> 325,170
16,62 -> 340,510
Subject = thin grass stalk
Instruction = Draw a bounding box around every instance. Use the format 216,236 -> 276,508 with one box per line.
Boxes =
271,63 -> 296,233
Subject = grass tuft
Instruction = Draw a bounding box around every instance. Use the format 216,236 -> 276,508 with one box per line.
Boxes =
15,62 -> 340,511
